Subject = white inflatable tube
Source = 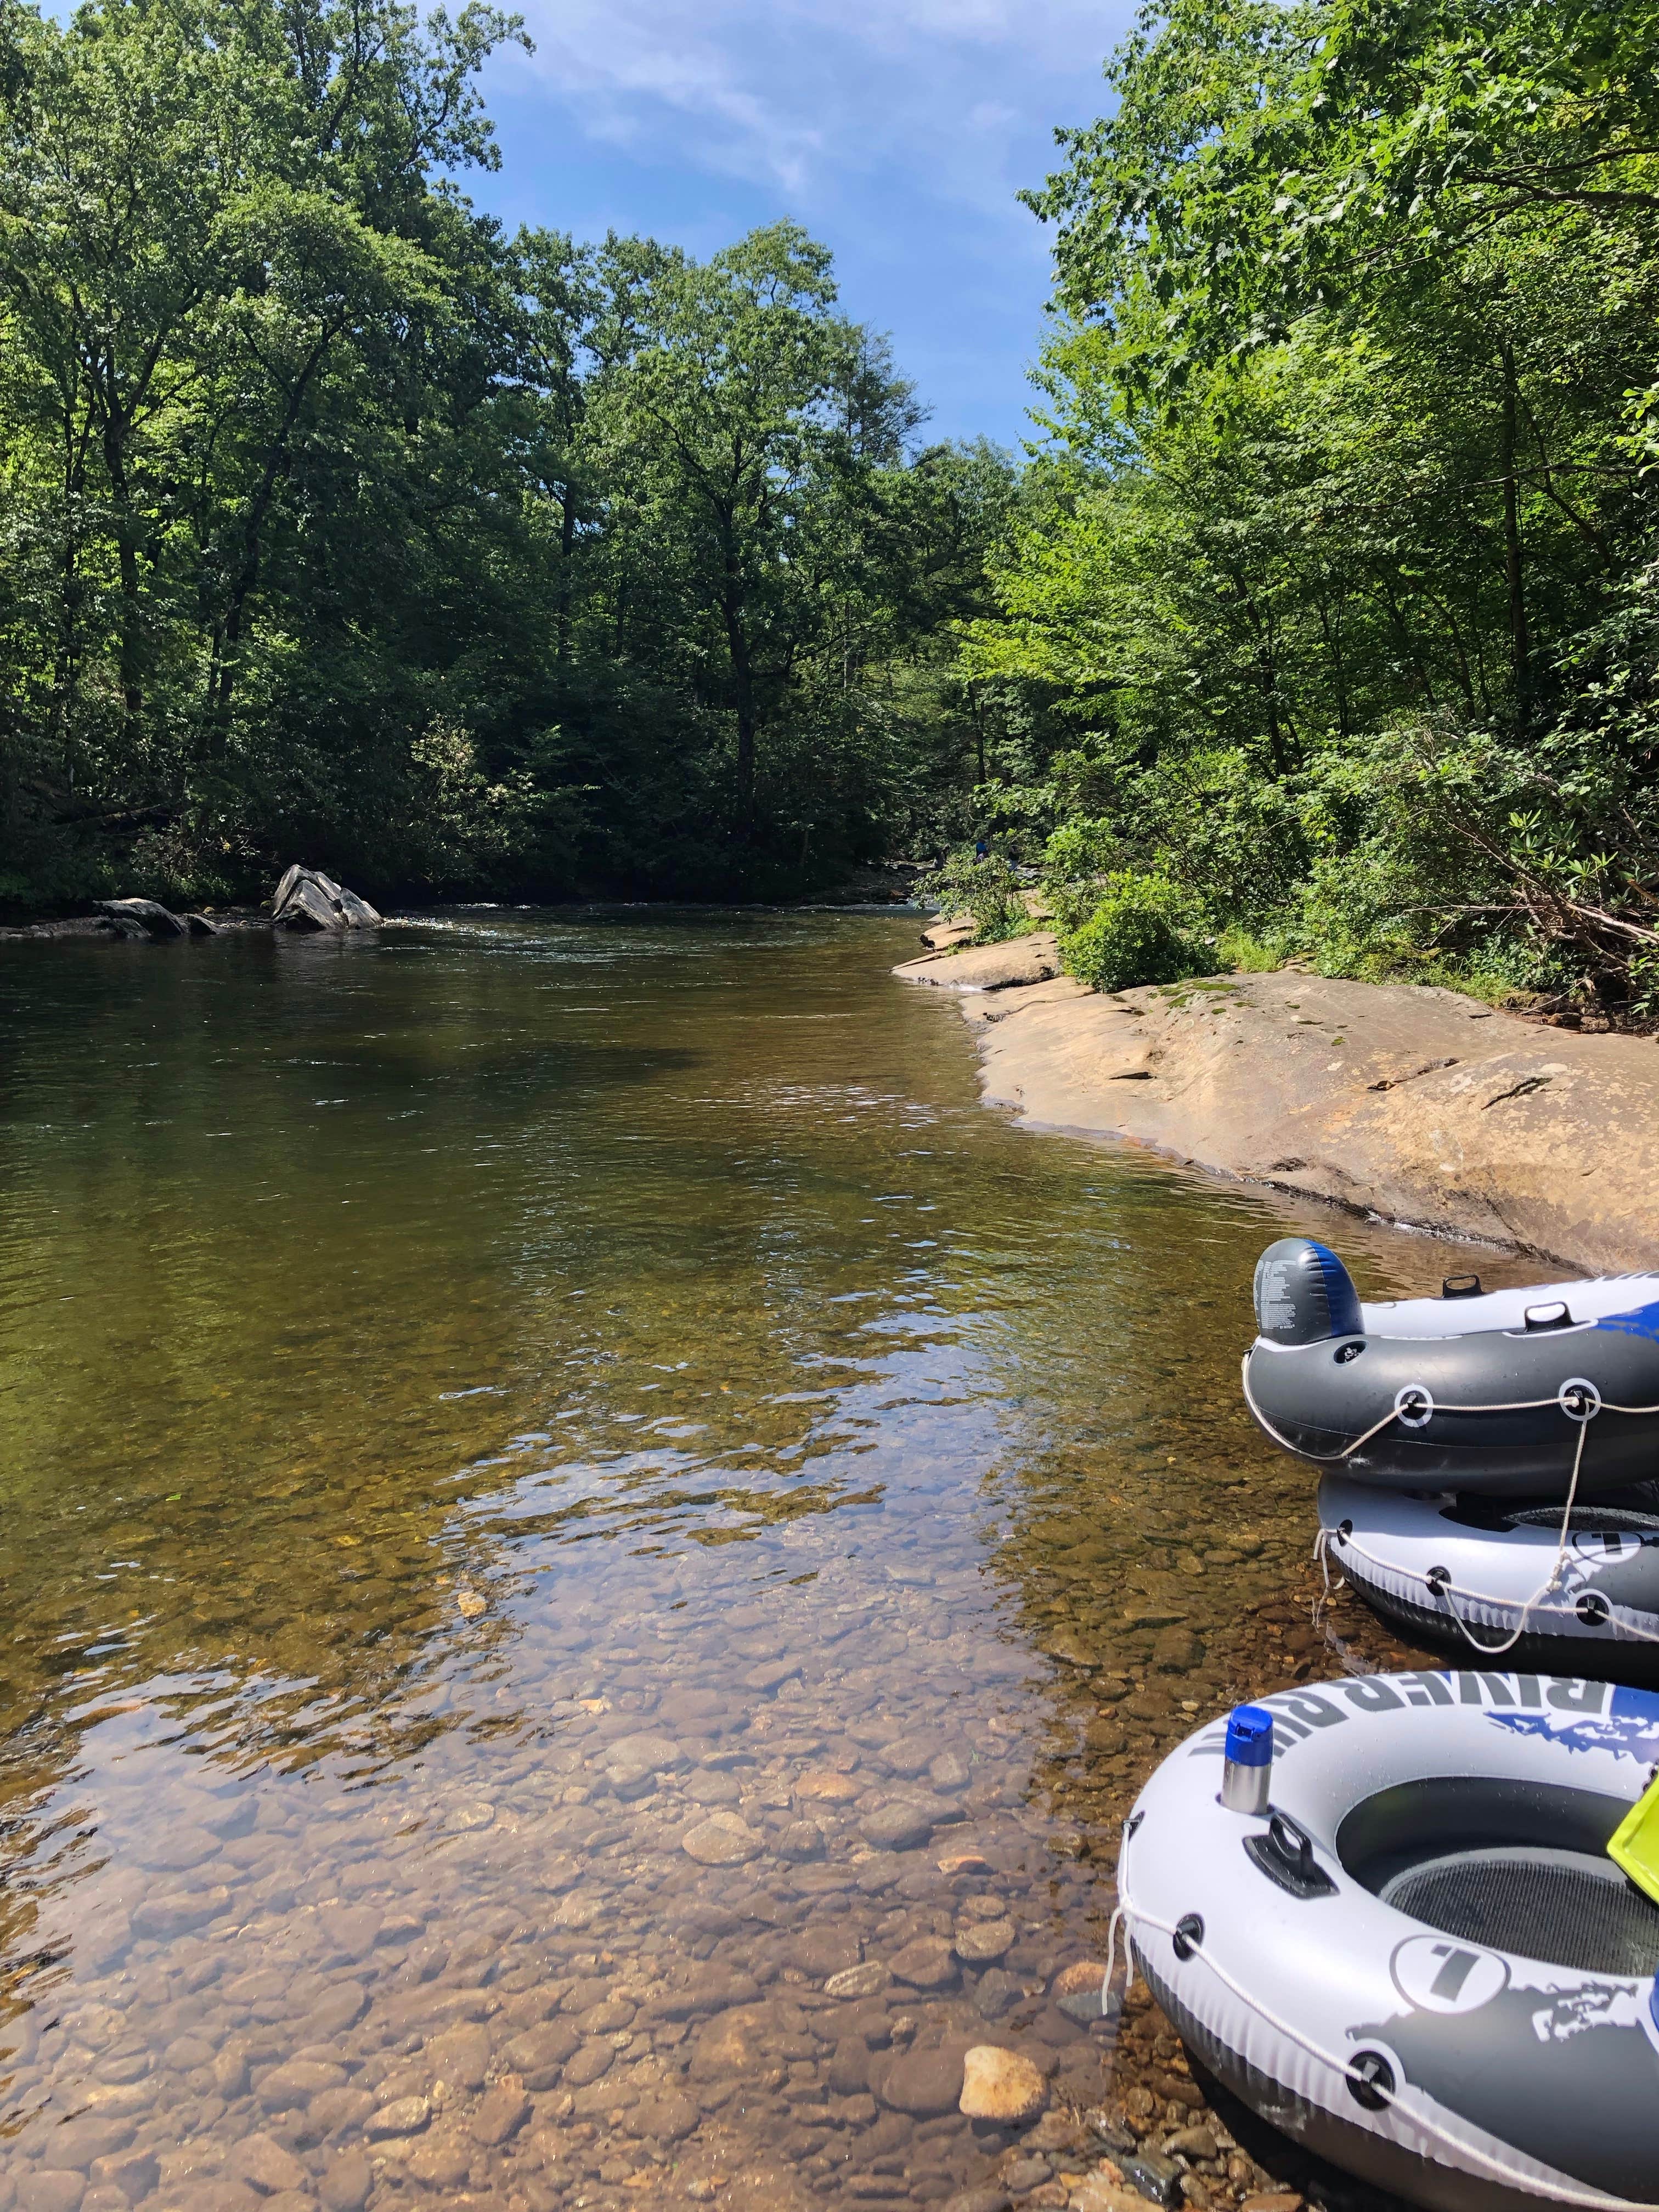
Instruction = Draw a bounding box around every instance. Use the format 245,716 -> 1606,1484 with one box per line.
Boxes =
1318,1475 -> 1659,1677
1119,1671 -> 1659,2212
1362,1278 -> 1659,1342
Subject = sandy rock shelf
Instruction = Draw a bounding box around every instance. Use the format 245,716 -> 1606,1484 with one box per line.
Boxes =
895,947 -> 1659,1273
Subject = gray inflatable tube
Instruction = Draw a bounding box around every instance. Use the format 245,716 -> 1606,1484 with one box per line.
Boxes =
1244,1240 -> 1659,1498
1319,1472 -> 1659,1683
1119,1671 -> 1659,2212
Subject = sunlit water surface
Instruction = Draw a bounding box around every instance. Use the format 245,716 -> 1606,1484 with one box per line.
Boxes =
0,911 -> 1504,2212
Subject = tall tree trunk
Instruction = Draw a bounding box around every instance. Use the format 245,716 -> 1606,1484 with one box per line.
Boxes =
1313,594 -> 1351,741
1380,580 -> 1437,706
1240,589 -> 1294,774
103,416 -> 143,725
1499,336 -> 1532,720
55,428 -> 83,789
729,640 -> 757,834
733,704 -> 756,830
556,481 -> 576,666
1431,594 -> 1478,709
1262,672 -> 1287,775
204,338 -> 332,755
721,539 -> 757,836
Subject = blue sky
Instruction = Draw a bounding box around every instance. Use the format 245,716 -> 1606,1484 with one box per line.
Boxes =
474,1 -> 1138,451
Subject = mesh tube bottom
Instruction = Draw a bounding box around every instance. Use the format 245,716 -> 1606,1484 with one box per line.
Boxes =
1381,1845 -> 1659,1976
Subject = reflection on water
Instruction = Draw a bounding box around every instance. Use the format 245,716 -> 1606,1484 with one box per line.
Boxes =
0,912 -> 1507,2211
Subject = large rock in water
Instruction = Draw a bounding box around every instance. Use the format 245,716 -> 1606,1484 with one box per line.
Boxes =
94,897 -> 198,940
272,866 -> 381,931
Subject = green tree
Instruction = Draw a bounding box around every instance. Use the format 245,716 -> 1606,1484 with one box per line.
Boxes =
958,0 -> 1659,1002
0,0 -> 1014,913
592,223 -> 919,848
0,0 -> 533,898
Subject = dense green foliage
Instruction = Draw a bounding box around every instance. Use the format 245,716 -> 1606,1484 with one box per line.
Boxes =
953,0 -> 1659,1008
0,0 -> 1014,910
15,0 -> 1659,972
910,849 -> 1031,943
1059,870 -> 1210,992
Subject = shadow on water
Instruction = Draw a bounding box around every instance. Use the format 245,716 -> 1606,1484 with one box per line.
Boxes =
0,912 -> 1530,2209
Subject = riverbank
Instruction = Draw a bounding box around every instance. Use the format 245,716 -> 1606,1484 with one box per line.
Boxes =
896,938 -> 1659,1273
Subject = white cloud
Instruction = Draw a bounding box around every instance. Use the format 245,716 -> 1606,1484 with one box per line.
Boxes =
482,0 -> 1132,439
506,0 -> 1116,204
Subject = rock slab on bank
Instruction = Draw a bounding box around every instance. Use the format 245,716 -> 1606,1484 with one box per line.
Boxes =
921,915 -> 978,952
894,933 -> 1062,992
901,964 -> 1659,1274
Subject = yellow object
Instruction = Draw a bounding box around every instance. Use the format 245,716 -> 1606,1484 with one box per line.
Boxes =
1608,1768 -> 1659,1906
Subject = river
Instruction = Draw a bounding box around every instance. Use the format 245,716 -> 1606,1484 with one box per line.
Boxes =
0,911 -> 1509,2212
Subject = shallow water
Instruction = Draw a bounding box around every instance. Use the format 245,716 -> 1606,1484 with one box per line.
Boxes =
0,911 -> 1514,2212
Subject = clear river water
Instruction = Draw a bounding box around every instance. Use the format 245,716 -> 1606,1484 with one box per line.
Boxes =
0,910 -> 1517,2212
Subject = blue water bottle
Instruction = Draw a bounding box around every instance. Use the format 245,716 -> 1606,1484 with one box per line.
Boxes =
1220,1703 -> 1274,1814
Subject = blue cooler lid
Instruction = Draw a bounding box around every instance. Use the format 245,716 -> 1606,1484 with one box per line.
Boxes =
1225,1704 -> 1274,1768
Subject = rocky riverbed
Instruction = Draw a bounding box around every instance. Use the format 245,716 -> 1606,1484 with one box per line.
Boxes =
0,1526 -> 1430,2212
0,911 -> 1523,2212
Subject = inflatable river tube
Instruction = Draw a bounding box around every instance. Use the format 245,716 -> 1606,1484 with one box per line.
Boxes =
1319,1472 -> 1659,1684
1120,1671 -> 1659,2212
1244,1239 -> 1659,1498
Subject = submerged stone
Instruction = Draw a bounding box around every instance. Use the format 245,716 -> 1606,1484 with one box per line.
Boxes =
681,1812 -> 763,1865
960,2045 -> 1046,2124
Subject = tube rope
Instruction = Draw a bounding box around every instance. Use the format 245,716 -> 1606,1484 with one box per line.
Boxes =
1311,1400 -> 1659,1655
1316,1523 -> 1659,1655
1249,1342 -> 1659,1654
1108,1830 -> 1659,2212
1318,1414 -> 1659,1658
1240,1361 -> 1402,1462
1240,1353 -> 1659,1468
